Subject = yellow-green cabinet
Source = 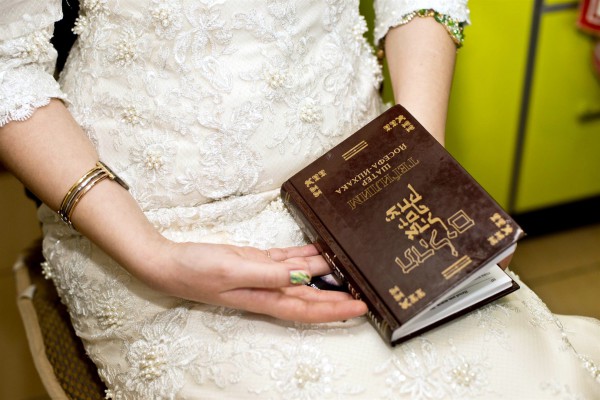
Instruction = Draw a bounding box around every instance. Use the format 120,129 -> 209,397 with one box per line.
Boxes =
362,1 -> 600,214
515,6 -> 600,212
446,0 -> 534,210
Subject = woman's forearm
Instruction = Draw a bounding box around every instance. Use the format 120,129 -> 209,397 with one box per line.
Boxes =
0,99 -> 168,284
384,17 -> 457,145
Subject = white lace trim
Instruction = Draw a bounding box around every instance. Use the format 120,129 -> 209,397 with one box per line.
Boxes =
0,65 -> 67,127
373,0 -> 470,45
0,0 -> 67,127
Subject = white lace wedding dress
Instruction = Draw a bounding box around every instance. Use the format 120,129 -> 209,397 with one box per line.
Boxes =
2,0 -> 600,399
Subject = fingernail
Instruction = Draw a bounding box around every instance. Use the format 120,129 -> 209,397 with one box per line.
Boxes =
290,270 -> 311,285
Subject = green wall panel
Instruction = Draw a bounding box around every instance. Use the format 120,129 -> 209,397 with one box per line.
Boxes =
360,1 -> 600,213
515,9 -> 600,211
446,0 -> 533,209
360,1 -> 534,209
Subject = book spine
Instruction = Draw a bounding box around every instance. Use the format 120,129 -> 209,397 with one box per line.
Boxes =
281,181 -> 397,344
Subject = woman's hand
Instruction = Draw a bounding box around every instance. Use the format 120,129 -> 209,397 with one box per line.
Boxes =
146,242 -> 368,323
1,100 -> 366,325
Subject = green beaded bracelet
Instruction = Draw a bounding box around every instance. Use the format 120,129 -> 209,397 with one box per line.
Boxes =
376,8 -> 466,61
418,9 -> 465,47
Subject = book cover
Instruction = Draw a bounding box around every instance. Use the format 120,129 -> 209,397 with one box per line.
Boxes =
281,104 -> 525,345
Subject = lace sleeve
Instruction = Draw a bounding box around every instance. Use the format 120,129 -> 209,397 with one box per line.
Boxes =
373,0 -> 470,46
0,0 -> 68,127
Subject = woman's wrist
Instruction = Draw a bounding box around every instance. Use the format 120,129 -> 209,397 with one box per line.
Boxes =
133,235 -> 180,293
63,173 -> 174,289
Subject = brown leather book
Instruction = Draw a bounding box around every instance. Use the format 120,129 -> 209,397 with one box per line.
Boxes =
281,104 -> 525,346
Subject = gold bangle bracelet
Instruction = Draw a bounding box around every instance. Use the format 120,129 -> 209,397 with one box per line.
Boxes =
58,161 -> 129,229
65,173 -> 110,222
60,168 -> 105,218
59,165 -> 104,212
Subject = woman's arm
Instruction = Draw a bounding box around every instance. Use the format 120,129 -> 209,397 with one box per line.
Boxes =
0,100 -> 367,322
0,0 -> 366,323
384,16 -> 457,145
384,12 -> 514,269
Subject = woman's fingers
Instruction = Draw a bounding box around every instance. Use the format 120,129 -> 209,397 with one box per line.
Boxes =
281,285 -> 353,301
221,245 -> 331,289
227,257 -> 314,289
280,254 -> 331,276
220,244 -> 360,321
220,285 -> 368,323
169,242 -> 365,322
265,244 -> 320,261
261,244 -> 331,276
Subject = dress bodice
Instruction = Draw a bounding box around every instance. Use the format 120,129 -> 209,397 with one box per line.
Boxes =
58,0 -> 384,212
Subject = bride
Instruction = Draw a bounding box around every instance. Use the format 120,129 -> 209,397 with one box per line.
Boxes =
1,0 -> 599,398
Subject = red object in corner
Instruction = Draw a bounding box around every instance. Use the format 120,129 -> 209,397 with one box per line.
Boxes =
578,0 -> 600,35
